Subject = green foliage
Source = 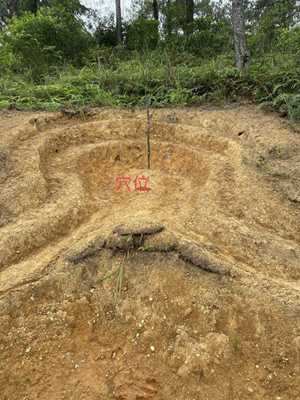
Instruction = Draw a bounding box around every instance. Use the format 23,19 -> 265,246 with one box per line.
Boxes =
18,0 -> 40,14
249,52 -> 300,120
18,0 -> 86,15
3,12 -> 62,78
0,0 -> 299,122
0,69 -> 116,110
170,16 -> 232,57
248,0 -> 299,54
95,16 -> 118,47
286,95 -> 300,121
0,35 -> 15,73
0,50 -> 298,120
47,0 -> 87,15
1,6 -> 92,79
277,26 -> 300,55
126,18 -> 159,51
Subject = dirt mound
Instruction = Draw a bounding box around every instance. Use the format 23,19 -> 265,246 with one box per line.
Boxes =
0,106 -> 299,399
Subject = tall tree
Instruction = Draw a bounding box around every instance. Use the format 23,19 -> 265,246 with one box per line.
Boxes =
232,0 -> 249,72
115,0 -> 122,43
153,0 -> 159,20
175,0 -> 186,33
185,0 -> 194,34
164,0 -> 172,37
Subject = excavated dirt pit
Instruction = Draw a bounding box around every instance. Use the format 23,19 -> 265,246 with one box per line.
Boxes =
0,106 -> 299,399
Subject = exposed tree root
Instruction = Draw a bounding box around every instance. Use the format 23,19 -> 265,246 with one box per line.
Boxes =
67,224 -> 232,276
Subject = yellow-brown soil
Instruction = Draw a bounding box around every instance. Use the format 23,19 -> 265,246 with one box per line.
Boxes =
0,106 -> 299,399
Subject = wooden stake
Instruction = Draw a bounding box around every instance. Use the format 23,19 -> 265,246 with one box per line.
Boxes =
146,107 -> 151,169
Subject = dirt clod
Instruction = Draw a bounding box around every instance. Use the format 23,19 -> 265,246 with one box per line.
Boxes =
178,241 -> 232,276
113,223 -> 165,236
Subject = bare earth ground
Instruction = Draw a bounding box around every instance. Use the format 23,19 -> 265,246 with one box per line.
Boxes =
0,105 -> 299,399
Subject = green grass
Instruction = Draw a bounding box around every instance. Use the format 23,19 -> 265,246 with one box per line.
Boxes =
0,51 -> 300,120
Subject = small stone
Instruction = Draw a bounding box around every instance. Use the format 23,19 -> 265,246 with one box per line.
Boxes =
150,346 -> 155,352
184,307 -> 193,318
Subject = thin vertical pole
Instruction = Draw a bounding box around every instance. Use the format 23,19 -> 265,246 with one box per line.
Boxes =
116,0 -> 123,44
146,107 -> 151,169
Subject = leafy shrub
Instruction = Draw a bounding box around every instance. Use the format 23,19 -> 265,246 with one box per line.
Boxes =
184,17 -> 232,57
126,18 -> 159,51
0,48 -> 299,120
286,94 -> 300,121
277,27 -> 300,55
95,15 -> 118,47
0,36 -> 15,73
2,7 -> 92,79
2,12 -> 61,78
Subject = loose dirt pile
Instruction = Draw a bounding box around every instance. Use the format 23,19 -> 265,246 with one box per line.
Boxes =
0,106 -> 299,399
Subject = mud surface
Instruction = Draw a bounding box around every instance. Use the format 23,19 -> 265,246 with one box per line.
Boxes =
0,106 -> 299,399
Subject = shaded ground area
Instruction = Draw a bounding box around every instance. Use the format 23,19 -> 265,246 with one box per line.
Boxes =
0,106 -> 299,399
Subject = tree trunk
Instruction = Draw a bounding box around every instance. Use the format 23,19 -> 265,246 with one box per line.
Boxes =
115,0 -> 122,44
31,0 -> 39,14
165,0 -> 172,38
153,0 -> 159,20
185,0 -> 194,35
232,0 -> 250,72
8,0 -> 19,17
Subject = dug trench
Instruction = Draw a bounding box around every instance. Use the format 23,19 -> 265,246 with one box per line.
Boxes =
0,106 -> 299,399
